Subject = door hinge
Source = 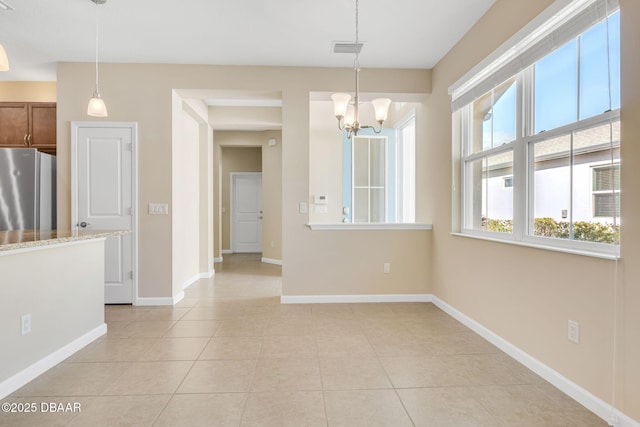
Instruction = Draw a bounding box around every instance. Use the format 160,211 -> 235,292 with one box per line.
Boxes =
129,271 -> 134,280
128,207 -> 133,216
126,142 -> 133,152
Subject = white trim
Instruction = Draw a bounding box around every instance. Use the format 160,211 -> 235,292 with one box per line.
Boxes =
71,121 -> 139,306
0,323 -> 107,399
451,232 -> 620,260
448,0 -> 618,110
307,223 -> 432,231
261,257 -> 282,266
281,294 -> 433,304
214,256 -> 223,263
199,269 -> 215,279
182,274 -> 201,289
221,250 -> 232,254
431,296 -> 638,427
135,291 -> 184,306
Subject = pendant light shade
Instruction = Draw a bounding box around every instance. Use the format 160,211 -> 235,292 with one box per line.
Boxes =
331,93 -> 351,118
0,44 -> 9,71
87,92 -> 108,117
371,98 -> 392,122
87,0 -> 108,117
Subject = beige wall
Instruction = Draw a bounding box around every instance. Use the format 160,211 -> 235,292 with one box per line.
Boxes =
0,82 -> 56,102
619,0 -> 640,419
56,64 -> 431,300
426,0 -> 639,420
261,130 -> 283,262
0,241 -> 104,386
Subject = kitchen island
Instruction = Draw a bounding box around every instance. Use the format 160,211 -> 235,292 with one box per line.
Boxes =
0,229 -> 127,398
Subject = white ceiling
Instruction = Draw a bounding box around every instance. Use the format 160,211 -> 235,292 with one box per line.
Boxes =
0,0 -> 496,82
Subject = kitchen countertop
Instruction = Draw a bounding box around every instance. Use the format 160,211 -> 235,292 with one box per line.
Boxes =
0,229 -> 129,252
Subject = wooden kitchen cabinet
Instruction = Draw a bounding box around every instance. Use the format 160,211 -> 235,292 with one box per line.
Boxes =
0,102 -> 56,155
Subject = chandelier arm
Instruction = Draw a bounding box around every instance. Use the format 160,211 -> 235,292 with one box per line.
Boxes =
361,123 -> 384,134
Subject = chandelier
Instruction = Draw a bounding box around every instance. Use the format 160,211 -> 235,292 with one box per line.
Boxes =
331,0 -> 391,139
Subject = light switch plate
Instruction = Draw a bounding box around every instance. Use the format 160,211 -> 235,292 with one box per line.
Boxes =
148,203 -> 169,215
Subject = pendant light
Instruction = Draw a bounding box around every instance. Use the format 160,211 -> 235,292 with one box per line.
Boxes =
331,0 -> 391,139
87,0 -> 108,117
0,44 -> 9,71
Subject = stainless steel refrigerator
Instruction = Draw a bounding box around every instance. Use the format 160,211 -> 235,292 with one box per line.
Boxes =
0,148 -> 56,231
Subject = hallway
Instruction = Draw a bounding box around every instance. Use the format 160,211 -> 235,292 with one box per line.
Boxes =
3,254 -> 605,426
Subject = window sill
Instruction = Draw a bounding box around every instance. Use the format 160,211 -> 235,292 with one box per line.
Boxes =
450,232 -> 620,260
307,223 -> 433,231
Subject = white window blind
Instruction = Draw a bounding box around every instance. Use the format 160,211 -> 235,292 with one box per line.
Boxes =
449,0 -> 619,112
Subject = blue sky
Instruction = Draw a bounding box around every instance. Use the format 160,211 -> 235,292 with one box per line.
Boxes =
484,11 -> 620,144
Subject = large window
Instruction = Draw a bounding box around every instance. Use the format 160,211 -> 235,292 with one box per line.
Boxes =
455,3 -> 620,254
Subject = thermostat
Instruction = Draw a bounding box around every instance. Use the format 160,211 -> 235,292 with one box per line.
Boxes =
314,195 -> 327,205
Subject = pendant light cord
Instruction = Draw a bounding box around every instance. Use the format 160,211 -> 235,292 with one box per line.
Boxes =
94,0 -> 100,94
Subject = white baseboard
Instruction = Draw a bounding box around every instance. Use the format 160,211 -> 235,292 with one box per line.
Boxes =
0,323 -> 107,399
281,294 -> 433,304
261,257 -> 282,266
135,291 -> 184,306
431,296 -> 639,427
199,270 -> 215,279
221,249 -> 232,254
182,274 -> 201,289
214,257 -> 223,263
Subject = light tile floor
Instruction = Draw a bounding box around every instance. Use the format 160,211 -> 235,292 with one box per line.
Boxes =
2,254 -> 607,426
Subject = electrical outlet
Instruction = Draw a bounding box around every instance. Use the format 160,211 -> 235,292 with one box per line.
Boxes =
383,263 -> 391,274
568,320 -> 580,344
21,314 -> 31,336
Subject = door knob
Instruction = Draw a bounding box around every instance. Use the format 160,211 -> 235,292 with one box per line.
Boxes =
79,221 -> 90,228
258,216 -> 263,219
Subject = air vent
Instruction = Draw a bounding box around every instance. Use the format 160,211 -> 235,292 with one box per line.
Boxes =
0,1 -> 14,10
332,42 -> 363,54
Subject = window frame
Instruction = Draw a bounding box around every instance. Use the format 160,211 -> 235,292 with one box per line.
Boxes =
395,111 -> 417,223
455,5 -> 621,257
523,110 -> 620,255
351,135 -> 388,223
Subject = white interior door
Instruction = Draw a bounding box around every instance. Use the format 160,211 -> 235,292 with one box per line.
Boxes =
232,173 -> 262,253
72,123 -> 136,304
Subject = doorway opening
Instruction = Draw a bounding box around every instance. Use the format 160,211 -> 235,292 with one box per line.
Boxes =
221,146 -> 262,256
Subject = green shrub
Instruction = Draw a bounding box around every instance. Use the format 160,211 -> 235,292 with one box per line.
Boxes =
480,217 -> 619,244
